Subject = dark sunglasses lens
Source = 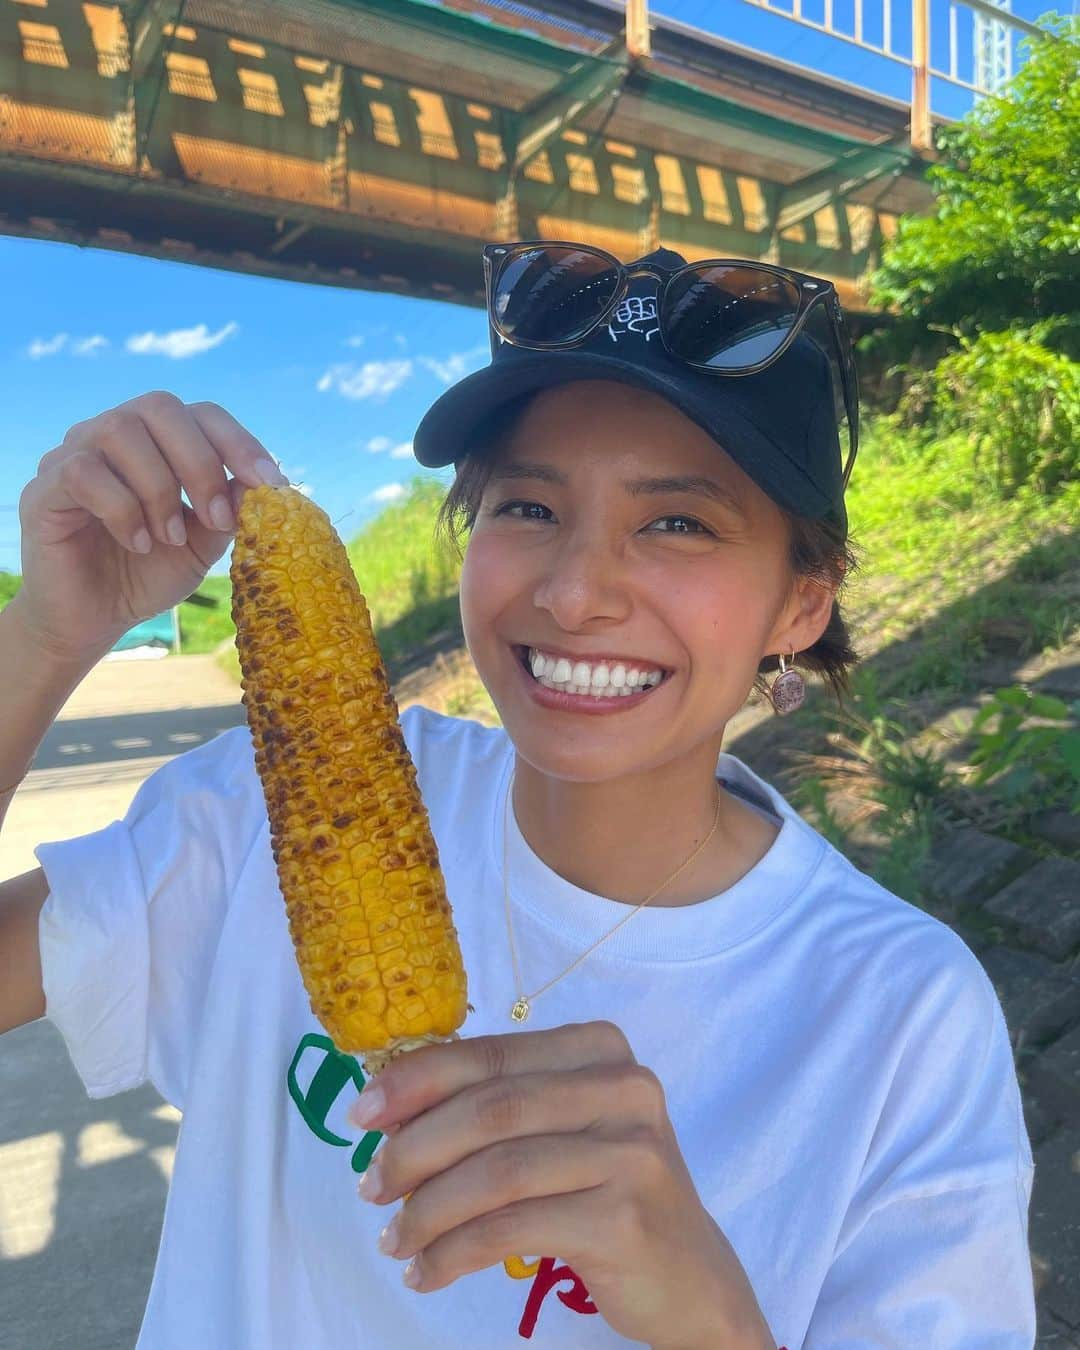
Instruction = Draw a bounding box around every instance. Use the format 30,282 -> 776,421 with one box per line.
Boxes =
492,246 -> 621,345
661,265 -> 801,369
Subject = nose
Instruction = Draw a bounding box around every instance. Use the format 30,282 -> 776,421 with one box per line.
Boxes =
531,530 -> 632,632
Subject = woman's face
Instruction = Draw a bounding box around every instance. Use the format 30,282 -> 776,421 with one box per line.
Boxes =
458,379 -> 833,782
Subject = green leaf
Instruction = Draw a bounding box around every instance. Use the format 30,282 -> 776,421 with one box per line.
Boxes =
994,687 -> 1031,710
972,704 -> 999,729
1059,732 -> 1080,780
1028,693 -> 1071,720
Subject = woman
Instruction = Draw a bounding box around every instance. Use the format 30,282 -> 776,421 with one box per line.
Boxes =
0,242 -> 1035,1348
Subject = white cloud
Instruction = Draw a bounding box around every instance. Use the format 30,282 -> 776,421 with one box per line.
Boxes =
363,435 -> 413,460
28,334 -> 68,358
417,344 -> 488,385
126,320 -> 239,359
342,325 -> 408,350
368,483 -> 405,505
317,359 -> 413,401
72,335 -> 109,356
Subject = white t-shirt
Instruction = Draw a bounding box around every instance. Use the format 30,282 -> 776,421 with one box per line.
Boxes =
35,705 -> 1036,1349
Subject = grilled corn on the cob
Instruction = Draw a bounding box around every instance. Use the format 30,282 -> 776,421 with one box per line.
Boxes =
230,483 -> 469,1076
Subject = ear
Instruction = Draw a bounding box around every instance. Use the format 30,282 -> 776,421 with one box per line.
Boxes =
768,570 -> 839,657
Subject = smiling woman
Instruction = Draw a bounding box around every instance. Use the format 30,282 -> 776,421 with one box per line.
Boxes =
435,383 -> 862,709
6,241 -> 1037,1350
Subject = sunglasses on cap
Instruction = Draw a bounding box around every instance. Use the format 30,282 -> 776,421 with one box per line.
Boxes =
482,240 -> 860,495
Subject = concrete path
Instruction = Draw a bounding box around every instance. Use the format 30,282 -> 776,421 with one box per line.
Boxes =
0,653 -> 246,883
0,653 -> 245,1348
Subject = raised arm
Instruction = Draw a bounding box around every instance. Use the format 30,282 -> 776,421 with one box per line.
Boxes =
0,391 -> 286,1036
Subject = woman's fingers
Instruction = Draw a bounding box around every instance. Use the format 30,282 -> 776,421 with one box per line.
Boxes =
355,1020 -> 637,1133
188,400 -> 287,489
89,405 -> 196,548
48,450 -> 155,554
364,1061 -> 669,1204
387,1188 -> 608,1294
52,393 -> 286,550
378,1131 -> 634,1265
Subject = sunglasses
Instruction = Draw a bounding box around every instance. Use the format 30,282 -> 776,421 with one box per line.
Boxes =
482,239 -> 860,495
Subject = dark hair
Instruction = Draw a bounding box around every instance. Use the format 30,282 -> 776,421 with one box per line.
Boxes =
433,390 -> 863,708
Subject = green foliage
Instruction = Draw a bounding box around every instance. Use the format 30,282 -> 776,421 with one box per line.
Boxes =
969,685 -> 1080,810
177,577 -> 235,653
816,701 -> 957,834
893,321 -> 1080,495
346,476 -> 460,631
0,572 -> 21,607
865,12 -> 1080,362
790,774 -> 852,852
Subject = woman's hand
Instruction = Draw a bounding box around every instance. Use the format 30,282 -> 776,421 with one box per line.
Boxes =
348,1020 -> 776,1350
13,391 -> 288,665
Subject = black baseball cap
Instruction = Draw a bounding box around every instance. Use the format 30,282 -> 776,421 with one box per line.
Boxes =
412,245 -> 852,531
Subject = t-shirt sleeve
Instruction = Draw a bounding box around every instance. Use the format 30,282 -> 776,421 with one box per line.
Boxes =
802,935 -> 1037,1348
35,726 -> 264,1110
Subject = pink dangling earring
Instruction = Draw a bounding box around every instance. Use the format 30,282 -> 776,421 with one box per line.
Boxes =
770,650 -> 806,715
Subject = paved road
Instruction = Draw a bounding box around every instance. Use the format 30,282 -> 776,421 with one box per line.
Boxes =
0,653 -> 246,1348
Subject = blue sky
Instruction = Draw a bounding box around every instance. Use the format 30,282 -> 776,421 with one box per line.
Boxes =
0,0 -> 1061,574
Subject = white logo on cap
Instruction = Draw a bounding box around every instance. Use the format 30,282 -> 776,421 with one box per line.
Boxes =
607,295 -> 659,344
491,293 -> 660,347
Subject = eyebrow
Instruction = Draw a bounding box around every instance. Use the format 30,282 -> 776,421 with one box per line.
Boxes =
489,461 -> 749,519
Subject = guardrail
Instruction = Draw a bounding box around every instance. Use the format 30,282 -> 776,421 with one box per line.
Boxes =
737,0 -> 1059,147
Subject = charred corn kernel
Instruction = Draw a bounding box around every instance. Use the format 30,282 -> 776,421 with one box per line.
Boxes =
230,483 -> 469,1075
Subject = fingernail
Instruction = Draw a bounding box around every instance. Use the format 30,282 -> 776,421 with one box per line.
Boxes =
254,458 -> 289,487
377,1214 -> 400,1255
403,1257 -> 422,1289
209,494 -> 234,531
348,1085 -> 385,1129
356,1154 -> 382,1201
132,528 -> 152,554
165,513 -> 187,546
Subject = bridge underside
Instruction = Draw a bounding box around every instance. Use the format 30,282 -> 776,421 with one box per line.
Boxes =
0,0 -> 941,314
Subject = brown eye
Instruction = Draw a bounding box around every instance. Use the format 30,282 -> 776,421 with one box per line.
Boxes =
649,515 -> 711,535
493,500 -> 551,521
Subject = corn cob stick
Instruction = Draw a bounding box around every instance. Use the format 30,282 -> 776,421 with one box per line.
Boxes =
230,483 -> 469,1077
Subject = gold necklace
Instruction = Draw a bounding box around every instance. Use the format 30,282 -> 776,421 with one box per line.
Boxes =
502,771 -> 723,1023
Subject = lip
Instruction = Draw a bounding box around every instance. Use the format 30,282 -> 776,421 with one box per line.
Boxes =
510,643 -> 669,714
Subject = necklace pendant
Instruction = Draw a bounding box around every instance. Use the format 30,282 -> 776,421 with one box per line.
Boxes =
510,998 -> 530,1024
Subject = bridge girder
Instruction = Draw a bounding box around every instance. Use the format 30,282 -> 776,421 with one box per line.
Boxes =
0,0 -> 939,311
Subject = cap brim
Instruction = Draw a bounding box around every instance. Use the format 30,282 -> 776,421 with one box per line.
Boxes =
411,350 -> 836,519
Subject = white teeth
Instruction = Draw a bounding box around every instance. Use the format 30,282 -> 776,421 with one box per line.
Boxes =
525,646 -> 666,699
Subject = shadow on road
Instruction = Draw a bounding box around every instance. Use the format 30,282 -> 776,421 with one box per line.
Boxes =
0,1020 -> 178,1349
31,705 -> 248,773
